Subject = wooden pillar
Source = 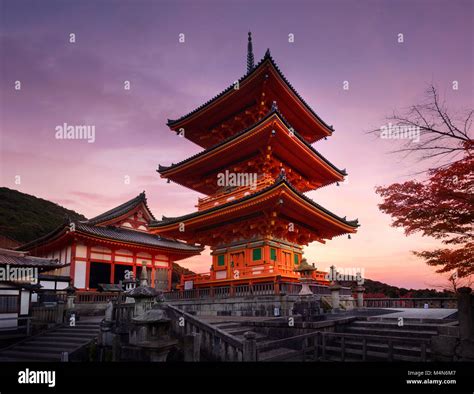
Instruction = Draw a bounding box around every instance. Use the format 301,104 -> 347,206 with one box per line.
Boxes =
132,252 -> 137,277
70,242 -> 77,283
85,245 -> 91,289
263,245 -> 269,264
168,260 -> 173,291
110,249 -> 116,284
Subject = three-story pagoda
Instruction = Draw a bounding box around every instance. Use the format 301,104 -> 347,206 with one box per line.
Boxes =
149,33 -> 359,290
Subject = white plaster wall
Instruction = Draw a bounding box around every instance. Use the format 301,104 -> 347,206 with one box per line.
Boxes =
20,290 -> 29,315
74,260 -> 87,288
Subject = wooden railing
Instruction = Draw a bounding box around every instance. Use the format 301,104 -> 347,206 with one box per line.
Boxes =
76,291 -> 124,304
196,174 -> 274,211
181,264 -> 300,285
113,303 -> 135,323
180,265 -> 332,287
31,304 -> 65,325
164,281 -> 348,301
0,316 -> 34,336
166,304 -> 244,361
364,297 -> 457,309
257,331 -> 430,362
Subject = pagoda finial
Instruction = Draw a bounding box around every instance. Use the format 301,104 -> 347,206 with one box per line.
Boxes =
247,31 -> 255,73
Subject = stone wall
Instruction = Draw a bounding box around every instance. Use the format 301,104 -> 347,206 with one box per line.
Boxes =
170,295 -> 304,317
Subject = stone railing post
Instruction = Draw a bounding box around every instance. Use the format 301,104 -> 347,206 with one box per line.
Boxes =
355,285 -> 365,308
184,333 -> 201,361
457,287 -> 473,340
329,283 -> 341,311
243,331 -> 257,361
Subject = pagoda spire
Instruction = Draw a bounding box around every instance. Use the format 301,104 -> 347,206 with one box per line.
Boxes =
247,31 -> 255,73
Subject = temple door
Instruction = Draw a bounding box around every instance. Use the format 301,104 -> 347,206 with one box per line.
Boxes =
154,268 -> 168,291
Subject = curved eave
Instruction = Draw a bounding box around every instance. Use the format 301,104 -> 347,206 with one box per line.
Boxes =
18,220 -> 71,251
71,231 -> 203,256
150,179 -> 359,233
167,52 -> 334,137
159,110 -> 346,181
20,222 -> 203,256
83,192 -> 157,226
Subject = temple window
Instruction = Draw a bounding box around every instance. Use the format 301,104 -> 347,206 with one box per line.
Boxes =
294,253 -> 300,265
217,255 -> 225,266
270,248 -> 277,261
252,248 -> 262,261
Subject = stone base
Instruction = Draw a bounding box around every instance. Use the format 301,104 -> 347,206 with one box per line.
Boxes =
431,335 -> 474,361
170,294 -> 356,317
170,295 -> 300,317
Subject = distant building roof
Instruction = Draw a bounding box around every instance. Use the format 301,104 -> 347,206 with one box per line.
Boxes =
19,221 -> 202,254
83,191 -> 156,226
19,193 -> 203,256
0,248 -> 62,268
73,222 -> 202,252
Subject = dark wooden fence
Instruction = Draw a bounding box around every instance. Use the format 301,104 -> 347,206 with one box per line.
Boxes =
164,282 -> 351,301
257,331 -> 430,362
364,297 -> 457,309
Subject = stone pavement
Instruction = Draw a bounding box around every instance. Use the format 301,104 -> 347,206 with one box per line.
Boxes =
372,308 -> 457,319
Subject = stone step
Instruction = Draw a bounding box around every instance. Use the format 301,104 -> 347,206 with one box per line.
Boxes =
34,336 -> 89,344
345,326 -> 437,338
213,323 -> 243,330
352,320 -> 441,331
233,332 -> 268,343
224,327 -> 255,336
9,344 -> 75,354
322,345 -> 424,362
258,347 -> 301,362
0,350 -> 60,361
329,338 -> 431,358
15,341 -> 81,352
54,328 -> 99,334
44,331 -> 97,339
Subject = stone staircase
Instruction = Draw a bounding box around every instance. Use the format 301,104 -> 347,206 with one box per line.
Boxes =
0,320 -> 100,362
323,319 -> 439,361
208,320 -> 301,361
208,318 -> 443,362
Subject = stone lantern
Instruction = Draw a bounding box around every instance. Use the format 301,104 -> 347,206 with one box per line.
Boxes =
294,258 -> 316,296
125,262 -> 160,317
64,284 -> 77,324
123,274 -> 137,292
328,265 -> 342,311
355,285 -> 365,308
129,307 -> 178,361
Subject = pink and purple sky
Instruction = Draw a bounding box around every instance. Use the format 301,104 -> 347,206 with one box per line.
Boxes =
1,0 -> 472,289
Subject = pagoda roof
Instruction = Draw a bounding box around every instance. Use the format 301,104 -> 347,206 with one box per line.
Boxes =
149,177 -> 359,235
157,107 -> 347,176
166,51 -> 334,147
83,192 -> 155,226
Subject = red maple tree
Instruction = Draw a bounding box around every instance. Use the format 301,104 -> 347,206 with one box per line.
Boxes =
376,155 -> 473,277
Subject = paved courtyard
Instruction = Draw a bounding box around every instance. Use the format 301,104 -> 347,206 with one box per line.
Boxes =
373,308 -> 457,319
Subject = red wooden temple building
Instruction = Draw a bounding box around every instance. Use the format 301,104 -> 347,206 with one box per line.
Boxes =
20,192 -> 202,291
149,33 -> 359,291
